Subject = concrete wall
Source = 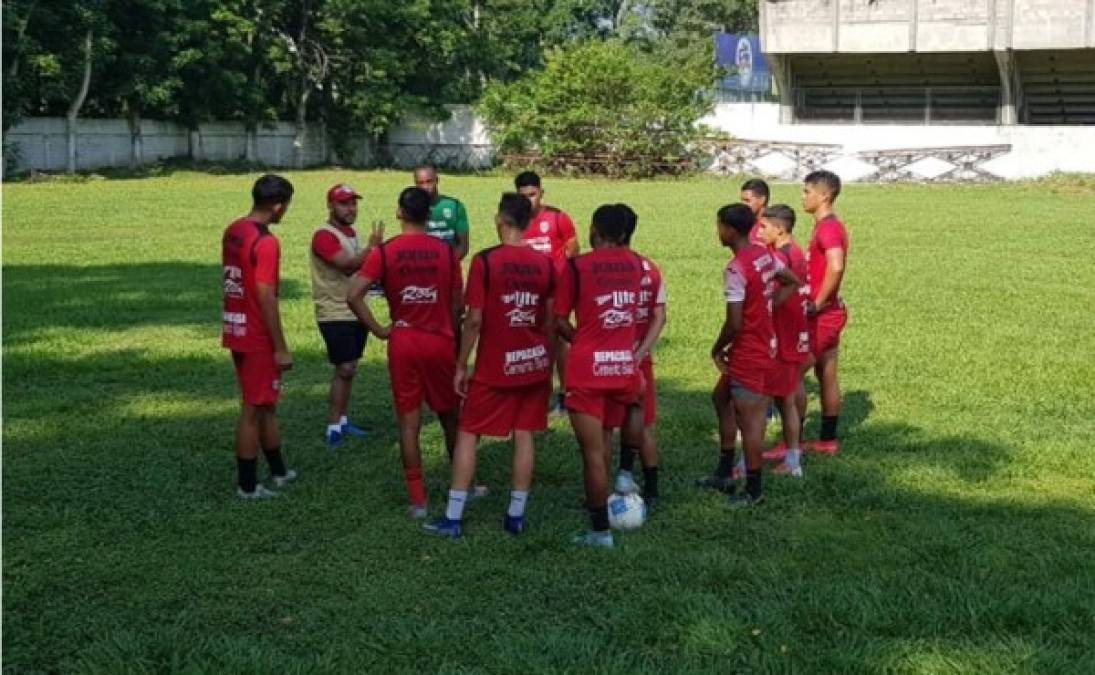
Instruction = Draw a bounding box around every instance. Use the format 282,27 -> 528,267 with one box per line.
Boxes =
761,0 -> 1095,53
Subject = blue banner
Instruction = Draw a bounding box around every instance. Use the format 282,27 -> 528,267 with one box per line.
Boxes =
714,32 -> 771,93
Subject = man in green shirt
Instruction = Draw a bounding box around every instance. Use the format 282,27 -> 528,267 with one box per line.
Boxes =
414,165 -> 470,260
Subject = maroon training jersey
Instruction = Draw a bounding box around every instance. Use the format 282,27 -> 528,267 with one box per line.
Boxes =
723,244 -> 781,391
807,214 -> 849,309
359,232 -> 462,338
555,247 -> 644,390
634,253 -> 667,364
222,217 -> 279,352
465,243 -> 555,387
522,206 -> 576,266
772,241 -> 810,363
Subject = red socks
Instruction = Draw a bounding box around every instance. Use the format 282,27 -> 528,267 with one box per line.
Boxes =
403,465 -> 426,506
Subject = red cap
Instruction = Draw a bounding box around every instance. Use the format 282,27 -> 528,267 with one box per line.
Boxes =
327,183 -> 362,203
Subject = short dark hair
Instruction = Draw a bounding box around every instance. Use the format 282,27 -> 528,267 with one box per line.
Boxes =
763,204 -> 797,232
498,192 -> 533,230
514,171 -> 541,190
591,204 -> 629,244
617,203 -> 638,244
252,174 -> 294,208
740,178 -> 770,202
717,203 -> 755,237
804,170 -> 841,201
398,186 -> 431,224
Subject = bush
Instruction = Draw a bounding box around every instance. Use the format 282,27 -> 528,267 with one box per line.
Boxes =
478,39 -> 716,178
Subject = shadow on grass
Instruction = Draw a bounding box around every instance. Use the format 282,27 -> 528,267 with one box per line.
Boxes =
2,262 -> 305,344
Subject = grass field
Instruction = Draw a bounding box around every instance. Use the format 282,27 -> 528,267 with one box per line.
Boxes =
4,170 -> 1095,673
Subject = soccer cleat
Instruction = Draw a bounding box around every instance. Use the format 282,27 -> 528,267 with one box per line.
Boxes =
805,439 -> 840,455
695,475 -> 735,493
503,514 -> 526,535
341,421 -> 369,437
325,427 -> 344,448
272,469 -> 298,488
410,504 -> 429,520
762,442 -> 788,461
772,462 -> 803,478
237,484 -> 280,499
422,516 -> 463,538
571,531 -> 614,548
614,470 -> 641,495
726,491 -> 765,508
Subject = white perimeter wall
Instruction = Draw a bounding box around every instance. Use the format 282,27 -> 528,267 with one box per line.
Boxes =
700,103 -> 1095,179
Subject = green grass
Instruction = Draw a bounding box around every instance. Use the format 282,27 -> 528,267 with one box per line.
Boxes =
4,171 -> 1094,673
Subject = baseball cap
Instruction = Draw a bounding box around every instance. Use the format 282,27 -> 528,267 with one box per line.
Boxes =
327,183 -> 363,203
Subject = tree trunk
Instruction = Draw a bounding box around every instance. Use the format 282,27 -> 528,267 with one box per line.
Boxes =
292,6 -> 310,169
66,29 -> 93,174
127,105 -> 143,169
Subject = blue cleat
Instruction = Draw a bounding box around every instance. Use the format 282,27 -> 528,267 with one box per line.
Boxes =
341,421 -> 369,437
422,516 -> 463,538
503,514 -> 526,535
325,427 -> 344,448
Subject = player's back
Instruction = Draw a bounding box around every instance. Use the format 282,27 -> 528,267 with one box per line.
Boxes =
376,232 -> 459,338
726,244 -> 778,364
772,241 -> 810,362
222,217 -> 276,351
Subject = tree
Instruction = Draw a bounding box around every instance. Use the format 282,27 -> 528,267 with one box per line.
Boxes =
479,38 -> 717,176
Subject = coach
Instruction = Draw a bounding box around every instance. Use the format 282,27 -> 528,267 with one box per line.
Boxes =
310,183 -> 381,446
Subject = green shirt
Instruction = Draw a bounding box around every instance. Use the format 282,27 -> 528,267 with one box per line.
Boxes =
426,195 -> 469,246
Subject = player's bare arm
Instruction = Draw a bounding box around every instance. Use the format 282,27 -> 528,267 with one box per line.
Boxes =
809,247 -> 845,314
455,231 -> 470,261
634,305 -> 666,363
543,297 -> 557,355
256,281 -> 292,370
555,315 -> 576,343
346,274 -> 391,339
454,307 -> 483,397
710,303 -> 743,374
564,237 -> 580,258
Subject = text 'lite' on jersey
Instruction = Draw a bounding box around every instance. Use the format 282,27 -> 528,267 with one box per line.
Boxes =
465,244 -> 555,387
222,217 -> 279,352
521,206 -> 576,266
772,242 -> 810,362
723,244 -> 783,390
360,232 -> 462,338
634,254 -> 667,364
555,247 -> 644,390
807,214 -> 849,309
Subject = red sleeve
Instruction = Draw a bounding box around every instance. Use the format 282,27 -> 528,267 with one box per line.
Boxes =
557,210 -> 576,242
254,236 -> 279,285
554,262 -> 574,316
359,245 -> 382,281
816,222 -> 845,252
465,254 -> 486,309
312,230 -> 342,262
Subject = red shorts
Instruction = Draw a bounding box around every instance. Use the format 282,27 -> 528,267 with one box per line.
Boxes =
459,380 -> 550,437
566,374 -> 643,425
387,329 -> 458,415
768,359 -> 805,398
810,306 -> 848,357
605,360 -> 656,428
231,350 -> 280,406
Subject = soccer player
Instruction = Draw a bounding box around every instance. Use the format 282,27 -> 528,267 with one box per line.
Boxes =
414,165 -> 470,260
310,183 -> 384,447
757,205 -> 812,477
555,204 -> 646,547
221,174 -> 297,499
801,170 -> 849,454
423,193 -> 555,538
347,187 -> 463,518
608,204 -> 667,508
514,170 -> 580,415
708,203 -> 801,506
741,177 -> 770,246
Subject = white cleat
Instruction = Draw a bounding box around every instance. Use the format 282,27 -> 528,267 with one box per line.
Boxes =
237,484 -> 280,499
614,470 -> 641,495
410,504 -> 429,520
272,469 -> 298,488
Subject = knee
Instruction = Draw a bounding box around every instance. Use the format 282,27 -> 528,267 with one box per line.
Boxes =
335,362 -> 357,380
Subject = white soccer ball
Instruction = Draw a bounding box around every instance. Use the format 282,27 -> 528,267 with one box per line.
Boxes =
607,492 -> 646,531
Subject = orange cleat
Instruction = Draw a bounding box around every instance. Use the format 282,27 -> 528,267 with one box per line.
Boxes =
762,442 -> 788,461
805,439 -> 839,455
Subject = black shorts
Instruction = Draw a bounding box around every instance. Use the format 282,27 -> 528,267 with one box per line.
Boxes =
319,321 -> 367,365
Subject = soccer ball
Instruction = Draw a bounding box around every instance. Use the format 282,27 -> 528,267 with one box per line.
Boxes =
607,492 -> 646,531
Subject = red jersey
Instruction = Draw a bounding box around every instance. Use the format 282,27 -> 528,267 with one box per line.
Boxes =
312,224 -> 357,261
771,242 -> 810,363
748,220 -> 765,246
359,232 -> 462,338
807,214 -> 849,310
723,244 -> 781,390
555,247 -> 644,390
522,206 -> 577,266
222,217 -> 279,352
634,253 -> 667,363
465,244 -> 555,387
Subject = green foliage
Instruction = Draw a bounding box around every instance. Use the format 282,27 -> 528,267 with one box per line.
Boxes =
479,39 -> 716,176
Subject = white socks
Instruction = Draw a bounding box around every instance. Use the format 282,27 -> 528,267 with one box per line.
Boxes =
327,423 -> 341,434
785,448 -> 802,468
507,490 -> 529,518
446,489 -> 468,521
339,415 -> 348,427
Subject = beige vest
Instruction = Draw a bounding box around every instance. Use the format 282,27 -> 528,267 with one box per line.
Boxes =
310,223 -> 361,322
